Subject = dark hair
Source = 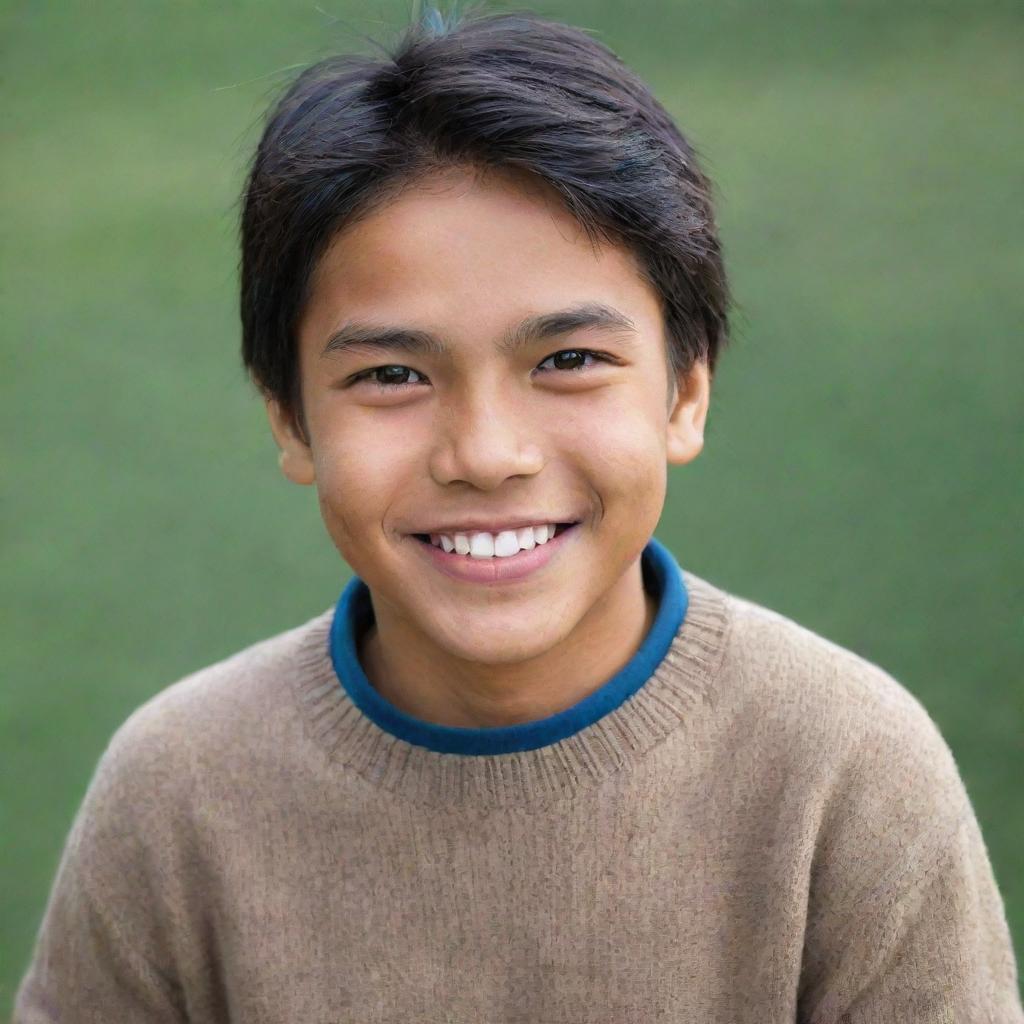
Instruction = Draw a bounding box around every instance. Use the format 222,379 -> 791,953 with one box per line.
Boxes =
239,3 -> 730,442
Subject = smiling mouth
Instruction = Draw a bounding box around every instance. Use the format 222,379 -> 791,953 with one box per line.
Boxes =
413,524 -> 577,557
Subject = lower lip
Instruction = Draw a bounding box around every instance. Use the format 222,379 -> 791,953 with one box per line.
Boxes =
409,525 -> 580,585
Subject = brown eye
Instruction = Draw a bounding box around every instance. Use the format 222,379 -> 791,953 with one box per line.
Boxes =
350,365 -> 427,389
376,366 -> 413,386
537,349 -> 608,373
553,350 -> 585,370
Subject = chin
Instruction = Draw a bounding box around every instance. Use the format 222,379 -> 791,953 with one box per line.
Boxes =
426,616 -> 565,667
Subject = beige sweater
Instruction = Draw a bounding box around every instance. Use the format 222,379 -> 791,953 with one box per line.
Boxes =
14,556 -> 1023,1023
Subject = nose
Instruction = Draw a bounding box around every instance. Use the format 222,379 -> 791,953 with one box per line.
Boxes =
428,381 -> 544,490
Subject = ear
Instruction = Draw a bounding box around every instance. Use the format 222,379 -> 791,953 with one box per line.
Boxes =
666,358 -> 711,466
264,396 -> 316,486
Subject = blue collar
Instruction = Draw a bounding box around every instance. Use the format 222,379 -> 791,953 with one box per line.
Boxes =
328,534 -> 688,755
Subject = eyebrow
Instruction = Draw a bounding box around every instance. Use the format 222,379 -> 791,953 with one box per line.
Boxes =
319,302 -> 638,360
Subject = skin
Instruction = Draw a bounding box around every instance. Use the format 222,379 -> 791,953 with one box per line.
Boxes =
265,164 -> 710,729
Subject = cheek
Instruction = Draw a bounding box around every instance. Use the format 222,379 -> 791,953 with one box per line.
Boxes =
310,428 -> 417,541
565,394 -> 668,516
557,395 -> 667,557
604,429 -> 668,512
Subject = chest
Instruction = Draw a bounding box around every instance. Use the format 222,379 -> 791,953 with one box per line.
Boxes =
196,785 -> 813,1023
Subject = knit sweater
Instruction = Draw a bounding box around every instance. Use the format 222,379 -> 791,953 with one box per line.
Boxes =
14,538 -> 1023,1023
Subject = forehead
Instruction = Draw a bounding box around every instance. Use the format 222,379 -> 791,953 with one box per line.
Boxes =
298,166 -> 661,348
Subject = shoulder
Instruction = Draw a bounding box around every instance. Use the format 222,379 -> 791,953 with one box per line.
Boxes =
92,606 -> 336,806
719,583 -> 953,753
691,573 -> 970,840
38,607 -> 338,936
720,584 -> 928,719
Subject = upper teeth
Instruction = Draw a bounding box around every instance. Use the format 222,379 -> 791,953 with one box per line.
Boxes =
430,524 -> 561,558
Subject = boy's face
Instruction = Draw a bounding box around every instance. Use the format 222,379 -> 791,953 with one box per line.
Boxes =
266,166 -> 709,666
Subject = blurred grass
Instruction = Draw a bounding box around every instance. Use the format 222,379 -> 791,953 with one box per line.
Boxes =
3,0 -> 1022,1012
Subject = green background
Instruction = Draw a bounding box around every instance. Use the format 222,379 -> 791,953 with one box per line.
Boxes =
3,0 -> 1022,1012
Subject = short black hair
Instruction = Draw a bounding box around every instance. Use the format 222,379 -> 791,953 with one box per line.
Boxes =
239,3 -> 731,441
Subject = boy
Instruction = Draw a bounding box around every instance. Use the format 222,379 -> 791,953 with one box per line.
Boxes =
15,6 -> 1022,1022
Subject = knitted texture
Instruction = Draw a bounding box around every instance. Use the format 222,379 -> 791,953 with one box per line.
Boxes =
14,564 -> 1023,1023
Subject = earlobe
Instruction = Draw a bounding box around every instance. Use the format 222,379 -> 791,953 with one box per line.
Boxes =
666,358 -> 711,466
264,397 -> 316,486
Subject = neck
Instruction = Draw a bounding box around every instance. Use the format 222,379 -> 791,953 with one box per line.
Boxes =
358,557 -> 656,729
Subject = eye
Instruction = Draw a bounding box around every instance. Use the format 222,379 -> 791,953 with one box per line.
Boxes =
348,365 -> 429,390
535,349 -> 610,374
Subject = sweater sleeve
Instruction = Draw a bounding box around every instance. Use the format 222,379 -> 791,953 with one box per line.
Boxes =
825,809 -> 1023,1023
13,707 -> 191,1023
796,668 -> 1023,1024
